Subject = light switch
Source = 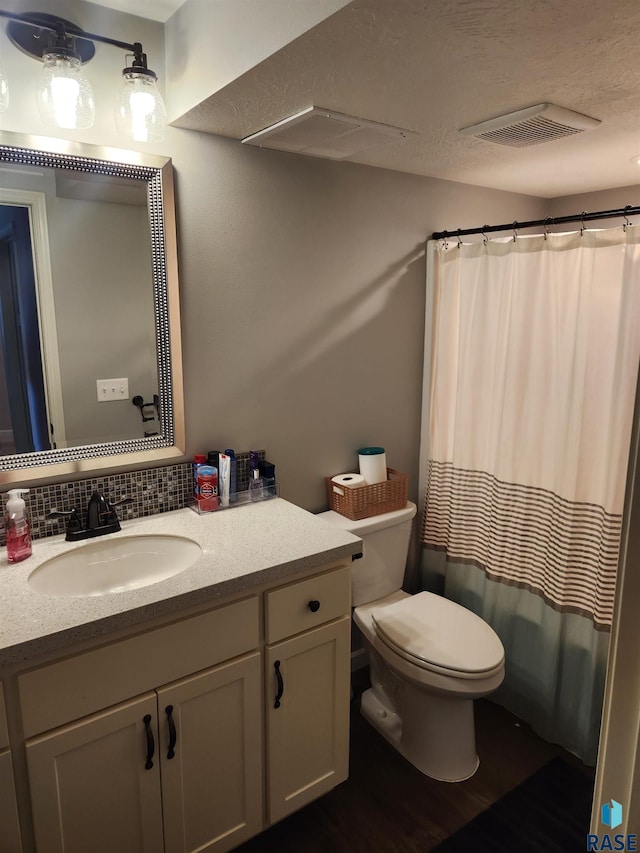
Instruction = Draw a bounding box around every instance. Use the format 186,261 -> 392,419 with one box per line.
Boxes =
96,378 -> 129,402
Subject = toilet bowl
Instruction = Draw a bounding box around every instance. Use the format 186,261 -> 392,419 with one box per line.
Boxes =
318,501 -> 505,782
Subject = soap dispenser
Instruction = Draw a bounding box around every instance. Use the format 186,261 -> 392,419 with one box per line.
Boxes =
5,489 -> 32,563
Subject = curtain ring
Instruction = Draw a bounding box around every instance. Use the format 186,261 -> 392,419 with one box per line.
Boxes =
543,216 -> 552,240
623,204 -> 632,232
482,226 -> 488,246
580,211 -> 588,236
512,221 -> 518,242
442,231 -> 449,250
457,228 -> 462,249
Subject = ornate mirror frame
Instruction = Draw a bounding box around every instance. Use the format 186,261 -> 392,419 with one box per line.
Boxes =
0,131 -> 185,486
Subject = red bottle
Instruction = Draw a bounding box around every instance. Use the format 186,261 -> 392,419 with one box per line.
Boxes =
197,464 -> 219,512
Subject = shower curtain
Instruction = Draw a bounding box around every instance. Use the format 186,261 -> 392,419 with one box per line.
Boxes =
419,227 -> 640,765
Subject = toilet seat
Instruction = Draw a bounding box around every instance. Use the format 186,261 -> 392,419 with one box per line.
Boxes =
371,592 -> 504,680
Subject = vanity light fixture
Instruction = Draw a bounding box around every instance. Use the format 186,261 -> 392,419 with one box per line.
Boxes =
0,54 -> 9,113
0,10 -> 166,141
34,17 -> 95,130
115,44 -> 167,143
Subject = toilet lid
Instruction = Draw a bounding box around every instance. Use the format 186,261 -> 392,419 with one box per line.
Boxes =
371,592 -> 504,675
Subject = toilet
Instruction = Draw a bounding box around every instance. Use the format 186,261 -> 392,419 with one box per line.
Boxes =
318,501 -> 505,782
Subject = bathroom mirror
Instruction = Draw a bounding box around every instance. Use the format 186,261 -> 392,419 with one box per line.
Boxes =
0,131 -> 184,486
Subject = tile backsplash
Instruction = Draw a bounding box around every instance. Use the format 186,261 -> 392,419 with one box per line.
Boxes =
0,451 -> 265,546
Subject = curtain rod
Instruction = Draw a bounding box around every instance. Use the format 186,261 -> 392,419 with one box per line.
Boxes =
432,204 -> 640,241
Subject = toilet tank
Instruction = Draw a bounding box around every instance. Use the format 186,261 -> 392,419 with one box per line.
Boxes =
317,502 -> 417,606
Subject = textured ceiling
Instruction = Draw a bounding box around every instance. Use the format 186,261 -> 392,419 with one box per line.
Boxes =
170,0 -> 640,198
90,0 -> 186,23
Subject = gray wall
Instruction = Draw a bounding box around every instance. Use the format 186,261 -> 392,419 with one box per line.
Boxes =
171,132 -> 546,510
549,184 -> 640,222
0,0 -> 547,510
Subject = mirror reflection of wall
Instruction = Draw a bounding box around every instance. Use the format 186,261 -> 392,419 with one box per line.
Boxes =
0,162 -> 159,453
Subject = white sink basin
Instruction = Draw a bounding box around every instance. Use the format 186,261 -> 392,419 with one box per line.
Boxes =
28,535 -> 202,597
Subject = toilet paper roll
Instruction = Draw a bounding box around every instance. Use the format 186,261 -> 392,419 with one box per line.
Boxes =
358,447 -> 387,485
331,473 -> 366,495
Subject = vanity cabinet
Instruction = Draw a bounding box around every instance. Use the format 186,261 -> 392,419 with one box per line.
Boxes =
9,560 -> 352,852
25,654 -> 262,853
20,596 -> 262,853
0,683 -> 23,853
265,566 -> 351,824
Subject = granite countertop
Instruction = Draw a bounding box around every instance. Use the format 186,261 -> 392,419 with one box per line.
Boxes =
0,498 -> 362,666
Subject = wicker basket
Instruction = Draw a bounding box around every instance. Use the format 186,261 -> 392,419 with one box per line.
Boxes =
325,468 -> 408,521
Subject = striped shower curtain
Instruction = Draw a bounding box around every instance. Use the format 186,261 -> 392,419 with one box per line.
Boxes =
419,227 -> 640,764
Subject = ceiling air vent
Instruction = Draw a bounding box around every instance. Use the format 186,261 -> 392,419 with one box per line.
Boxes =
242,106 -> 417,160
459,103 -> 600,148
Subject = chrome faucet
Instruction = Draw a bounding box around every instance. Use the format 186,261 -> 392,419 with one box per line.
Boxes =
48,493 -> 133,542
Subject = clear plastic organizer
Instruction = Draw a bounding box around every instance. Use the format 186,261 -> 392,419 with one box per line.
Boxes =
189,482 -> 280,515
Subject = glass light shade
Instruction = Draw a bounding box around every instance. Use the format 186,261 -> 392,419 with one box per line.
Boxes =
0,59 -> 8,113
36,53 -> 95,130
116,71 -> 166,143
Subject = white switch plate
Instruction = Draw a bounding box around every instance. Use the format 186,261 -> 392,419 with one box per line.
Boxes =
96,378 -> 129,402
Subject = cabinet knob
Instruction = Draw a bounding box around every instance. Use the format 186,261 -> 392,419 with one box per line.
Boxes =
308,600 -> 321,613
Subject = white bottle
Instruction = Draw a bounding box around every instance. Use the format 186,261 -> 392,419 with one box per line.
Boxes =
5,488 -> 32,563
248,468 -> 264,501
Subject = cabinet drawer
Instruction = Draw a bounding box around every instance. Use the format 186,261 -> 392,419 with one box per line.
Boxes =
265,565 -> 350,644
0,683 -> 8,749
20,595 -> 259,737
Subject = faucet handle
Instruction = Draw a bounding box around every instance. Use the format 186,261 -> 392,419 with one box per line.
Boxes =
47,508 -> 81,534
111,496 -> 134,508
103,496 -> 133,527
107,496 -> 133,517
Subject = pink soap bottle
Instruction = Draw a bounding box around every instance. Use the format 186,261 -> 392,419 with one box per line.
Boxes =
5,489 -> 32,563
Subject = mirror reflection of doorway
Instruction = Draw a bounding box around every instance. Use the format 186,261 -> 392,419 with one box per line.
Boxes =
0,204 -> 52,453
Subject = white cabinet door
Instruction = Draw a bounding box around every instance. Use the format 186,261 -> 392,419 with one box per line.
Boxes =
158,653 -> 263,853
26,692 -> 164,853
266,616 -> 350,824
0,682 -> 21,853
0,749 -> 22,853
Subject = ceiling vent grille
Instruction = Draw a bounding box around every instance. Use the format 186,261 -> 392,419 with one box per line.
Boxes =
459,103 -> 600,148
242,106 -> 417,160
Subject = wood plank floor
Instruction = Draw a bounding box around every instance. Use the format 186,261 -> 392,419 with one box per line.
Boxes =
236,668 -> 595,852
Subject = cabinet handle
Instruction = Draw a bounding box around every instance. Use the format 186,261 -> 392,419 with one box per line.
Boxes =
143,714 -> 155,770
308,599 -> 320,613
165,705 -> 177,760
274,660 -> 284,709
